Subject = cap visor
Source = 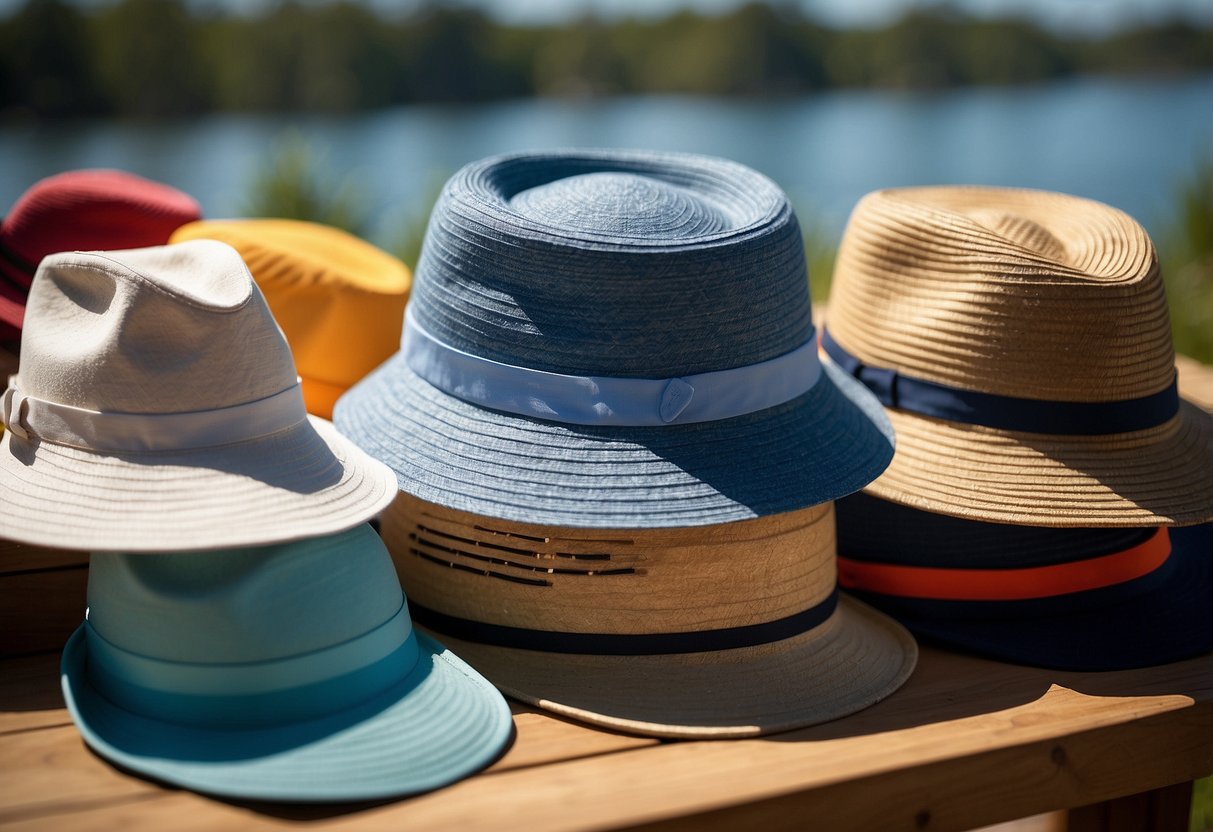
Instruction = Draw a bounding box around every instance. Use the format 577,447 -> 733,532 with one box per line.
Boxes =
849,524 -> 1213,672
863,400 -> 1213,527
335,356 -> 895,528
421,595 -> 917,738
60,629 -> 514,802
0,417 -> 397,551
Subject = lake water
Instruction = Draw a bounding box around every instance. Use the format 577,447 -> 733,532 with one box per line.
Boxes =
1,73 -> 1211,251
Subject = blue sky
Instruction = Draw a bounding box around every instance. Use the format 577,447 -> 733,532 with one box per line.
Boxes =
4,0 -> 1211,34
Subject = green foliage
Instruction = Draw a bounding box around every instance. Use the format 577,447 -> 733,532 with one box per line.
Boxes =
1160,158 -> 1213,363
91,0 -> 210,116
241,133 -> 368,236
0,0 -> 1210,118
0,0 -> 106,115
383,173 -> 447,272
1194,774 -> 1212,832
1082,21 -> 1213,77
800,214 -> 838,304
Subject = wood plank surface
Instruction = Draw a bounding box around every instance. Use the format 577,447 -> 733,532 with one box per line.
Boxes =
0,539 -> 88,574
1,646 -> 1209,832
0,566 -> 86,658
1068,781 -> 1195,832
0,653 -> 70,733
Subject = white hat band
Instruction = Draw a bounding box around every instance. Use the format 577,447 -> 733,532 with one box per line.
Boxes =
2,377 -> 308,452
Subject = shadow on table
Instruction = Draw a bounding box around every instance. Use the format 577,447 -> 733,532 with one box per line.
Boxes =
766,644 -> 1212,744
0,650 -> 67,714
86,720 -> 520,823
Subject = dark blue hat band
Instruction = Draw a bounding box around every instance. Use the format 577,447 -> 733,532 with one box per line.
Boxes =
820,328 -> 1179,435
409,588 -> 839,656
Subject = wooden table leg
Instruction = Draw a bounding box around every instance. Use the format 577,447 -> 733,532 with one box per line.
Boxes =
1067,781 -> 1195,832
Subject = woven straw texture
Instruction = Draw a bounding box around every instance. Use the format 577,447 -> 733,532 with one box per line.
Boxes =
379,493 -> 917,738
826,186 -> 1213,527
336,149 -> 894,528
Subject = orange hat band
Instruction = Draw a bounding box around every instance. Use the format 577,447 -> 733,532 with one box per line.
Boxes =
838,527 -> 1171,601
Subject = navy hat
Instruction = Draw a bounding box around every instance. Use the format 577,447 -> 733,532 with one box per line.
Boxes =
835,492 -> 1213,671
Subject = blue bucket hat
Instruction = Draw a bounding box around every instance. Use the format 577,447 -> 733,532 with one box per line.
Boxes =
60,524 -> 513,802
335,149 -> 894,528
835,492 -> 1213,671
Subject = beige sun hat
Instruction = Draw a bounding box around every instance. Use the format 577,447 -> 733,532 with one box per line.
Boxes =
0,240 -> 397,552
823,186 -> 1213,528
378,492 -> 917,739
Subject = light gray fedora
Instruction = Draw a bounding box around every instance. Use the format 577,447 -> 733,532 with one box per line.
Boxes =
335,149 -> 895,527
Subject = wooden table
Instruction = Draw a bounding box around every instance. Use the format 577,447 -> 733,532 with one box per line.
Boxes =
0,636 -> 1209,832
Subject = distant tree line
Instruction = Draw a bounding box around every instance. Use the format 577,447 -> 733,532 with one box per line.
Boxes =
1,0 -> 1211,118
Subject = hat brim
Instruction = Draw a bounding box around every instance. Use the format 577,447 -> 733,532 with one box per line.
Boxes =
0,416 -> 398,551
421,595 -> 917,738
60,627 -> 514,802
334,356 -> 895,529
860,400 -> 1213,527
847,524 -> 1213,671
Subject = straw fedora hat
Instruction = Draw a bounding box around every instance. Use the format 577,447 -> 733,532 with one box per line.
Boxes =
170,219 -> 411,419
823,186 -> 1213,527
61,523 -> 513,801
335,149 -> 895,528
835,492 -> 1213,671
0,169 -> 200,343
380,492 -> 917,738
0,240 -> 396,551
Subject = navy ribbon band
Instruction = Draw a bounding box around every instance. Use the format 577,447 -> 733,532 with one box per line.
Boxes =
409,588 -> 839,656
821,328 -> 1179,436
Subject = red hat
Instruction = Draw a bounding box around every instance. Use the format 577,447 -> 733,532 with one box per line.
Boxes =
0,169 -> 201,341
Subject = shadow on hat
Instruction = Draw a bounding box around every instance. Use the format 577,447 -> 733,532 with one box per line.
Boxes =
61,524 -> 514,802
335,150 -> 896,528
0,169 -> 201,345
0,240 -> 397,552
169,219 -> 410,420
822,186 -> 1213,528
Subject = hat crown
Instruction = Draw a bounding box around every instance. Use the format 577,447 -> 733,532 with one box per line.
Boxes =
168,219 -> 411,400
1,169 -> 201,267
410,150 -> 813,378
828,187 -> 1174,403
18,240 -> 298,413
87,524 -> 405,663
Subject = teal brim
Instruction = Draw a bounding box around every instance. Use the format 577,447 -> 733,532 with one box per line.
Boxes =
60,627 -> 514,802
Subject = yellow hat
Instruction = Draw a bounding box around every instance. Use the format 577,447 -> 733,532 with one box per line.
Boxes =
171,219 -> 410,418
